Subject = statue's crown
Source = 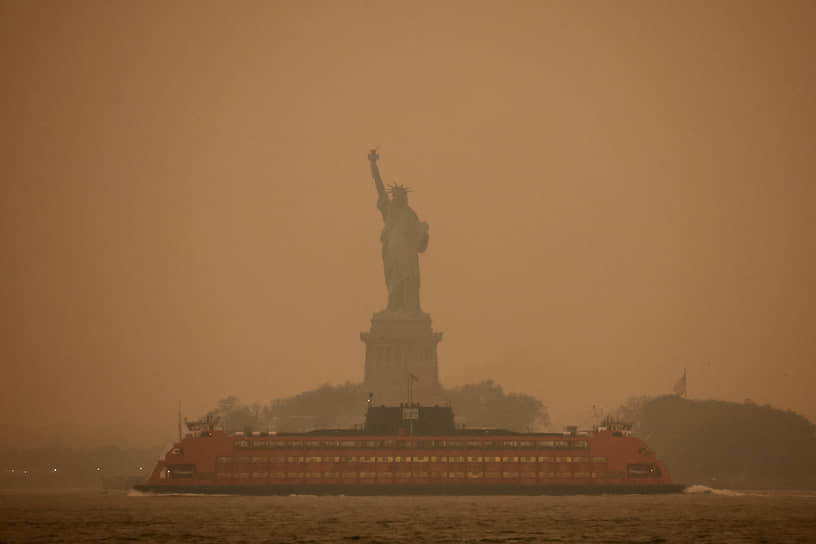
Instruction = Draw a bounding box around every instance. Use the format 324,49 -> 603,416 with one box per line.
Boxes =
388,183 -> 412,195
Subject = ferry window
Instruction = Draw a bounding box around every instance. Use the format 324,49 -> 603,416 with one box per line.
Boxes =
518,441 -> 535,449
485,456 -> 501,463
252,440 -> 267,449
448,471 -> 464,479
305,456 -> 322,463
167,464 -> 194,479
216,473 -> 231,479
287,441 -> 303,449
251,472 -> 268,478
485,472 -> 500,478
501,456 -> 518,463
538,471 -> 555,478
627,464 -> 661,478
523,472 -> 537,479
286,472 -> 304,478
322,440 -> 339,448
554,441 -> 570,449
574,472 -> 590,478
341,472 -> 356,479
520,456 -> 536,463
446,440 -> 463,449
324,472 -> 339,478
555,456 -> 572,463
396,440 -> 416,448
466,440 -> 483,449
340,441 -> 358,448
287,456 -> 304,463
305,441 -> 321,449
449,456 -> 465,463
538,456 -> 554,463
555,472 -> 572,478
502,441 -> 518,448
234,440 -> 249,449
270,472 -> 286,478
483,441 -> 497,449
380,440 -> 395,448
251,457 -> 267,463
379,472 -> 393,479
341,456 -> 356,463
269,456 -> 286,463
396,472 -> 412,478
591,456 -> 607,463
502,471 -> 518,478
236,472 -> 250,479
377,456 -> 393,463
360,456 -> 374,463
414,471 -> 429,478
216,457 -> 233,464
364,441 -> 379,448
430,456 -> 446,463
235,457 -> 251,463
268,441 -> 286,449
574,440 -> 589,449
537,440 -> 554,449
414,456 -> 429,463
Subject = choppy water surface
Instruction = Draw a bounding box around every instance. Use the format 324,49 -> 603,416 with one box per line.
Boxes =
1,487 -> 815,543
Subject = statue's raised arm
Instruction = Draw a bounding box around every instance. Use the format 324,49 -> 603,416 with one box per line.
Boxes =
368,148 -> 387,201
366,148 -> 429,318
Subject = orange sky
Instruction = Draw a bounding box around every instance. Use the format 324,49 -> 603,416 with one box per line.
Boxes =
2,1 -> 814,438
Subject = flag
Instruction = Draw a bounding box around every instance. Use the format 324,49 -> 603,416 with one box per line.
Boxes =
673,368 -> 687,397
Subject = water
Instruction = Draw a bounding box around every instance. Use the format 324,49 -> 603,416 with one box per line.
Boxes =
1,488 -> 815,543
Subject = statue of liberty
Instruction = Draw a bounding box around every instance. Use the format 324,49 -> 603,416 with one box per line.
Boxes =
368,149 -> 429,318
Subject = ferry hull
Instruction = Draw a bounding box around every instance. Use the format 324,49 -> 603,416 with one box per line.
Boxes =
134,483 -> 685,495
147,406 -> 683,497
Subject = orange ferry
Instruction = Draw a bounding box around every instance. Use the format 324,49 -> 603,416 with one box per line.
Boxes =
135,404 -> 683,495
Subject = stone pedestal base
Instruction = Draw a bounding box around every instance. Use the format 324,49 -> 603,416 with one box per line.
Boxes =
360,317 -> 446,405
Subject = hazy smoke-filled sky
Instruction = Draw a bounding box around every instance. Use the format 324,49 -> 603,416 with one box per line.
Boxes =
2,1 -> 814,437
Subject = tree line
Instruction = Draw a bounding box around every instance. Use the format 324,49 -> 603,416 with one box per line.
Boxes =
206,380 -> 549,433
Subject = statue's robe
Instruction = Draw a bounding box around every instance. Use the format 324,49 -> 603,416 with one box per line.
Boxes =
378,194 -> 428,314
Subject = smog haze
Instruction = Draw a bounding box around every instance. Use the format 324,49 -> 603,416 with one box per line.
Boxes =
2,1 -> 814,442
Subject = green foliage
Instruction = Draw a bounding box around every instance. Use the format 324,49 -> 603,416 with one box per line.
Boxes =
269,383 -> 369,417
626,395 -> 816,489
446,380 -> 549,431
208,381 -> 548,433
613,395 -> 653,431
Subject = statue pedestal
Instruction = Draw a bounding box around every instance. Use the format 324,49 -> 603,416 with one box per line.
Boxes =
360,316 -> 446,405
